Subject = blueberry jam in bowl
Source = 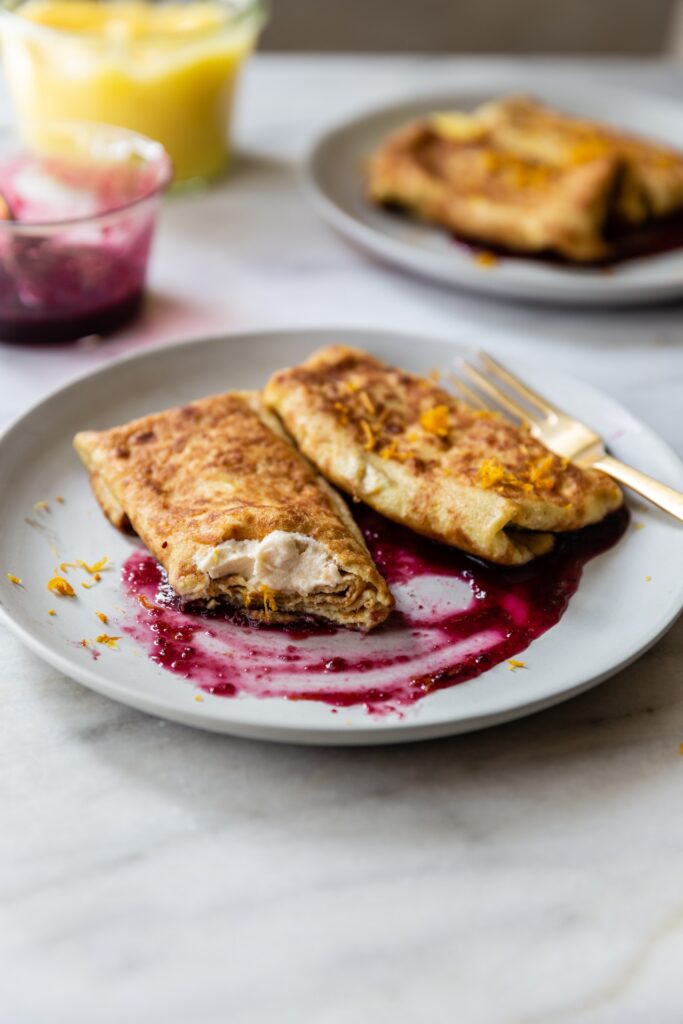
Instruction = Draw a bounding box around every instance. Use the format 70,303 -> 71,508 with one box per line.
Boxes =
0,121 -> 171,343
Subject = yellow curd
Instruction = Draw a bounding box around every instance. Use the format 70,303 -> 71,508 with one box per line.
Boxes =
1,0 -> 265,181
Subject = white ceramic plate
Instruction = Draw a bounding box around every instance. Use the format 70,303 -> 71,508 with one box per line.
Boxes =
1,327 -> 682,745
305,79 -> 683,306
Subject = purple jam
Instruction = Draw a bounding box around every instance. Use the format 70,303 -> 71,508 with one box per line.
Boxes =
118,504 -> 629,714
0,236 -> 150,344
0,147 -> 167,344
453,214 -> 683,268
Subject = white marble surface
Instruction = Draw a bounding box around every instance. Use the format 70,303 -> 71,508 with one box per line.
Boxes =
3,56 -> 683,1023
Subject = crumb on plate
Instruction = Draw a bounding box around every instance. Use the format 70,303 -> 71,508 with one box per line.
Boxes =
96,611 -> 108,624
508,658 -> 526,671
6,573 -> 22,586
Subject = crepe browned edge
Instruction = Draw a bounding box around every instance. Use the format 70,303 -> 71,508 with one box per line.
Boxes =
74,390 -> 394,630
264,346 -> 624,567
367,95 -> 683,263
477,96 -> 683,227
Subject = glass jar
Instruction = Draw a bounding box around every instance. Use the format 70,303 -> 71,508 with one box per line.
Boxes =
0,0 -> 267,184
0,120 -> 171,343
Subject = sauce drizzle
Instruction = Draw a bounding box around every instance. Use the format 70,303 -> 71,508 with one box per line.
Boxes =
120,505 -> 629,714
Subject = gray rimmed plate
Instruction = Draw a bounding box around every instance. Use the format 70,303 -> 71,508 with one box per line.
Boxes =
0,327 -> 682,744
304,78 -> 683,306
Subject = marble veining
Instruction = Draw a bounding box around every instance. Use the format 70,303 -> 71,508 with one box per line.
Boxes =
2,56 -> 683,1024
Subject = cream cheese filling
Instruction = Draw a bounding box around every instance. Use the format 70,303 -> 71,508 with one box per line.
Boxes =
194,531 -> 344,594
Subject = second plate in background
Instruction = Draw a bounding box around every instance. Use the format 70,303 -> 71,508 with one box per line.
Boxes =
305,77 -> 683,306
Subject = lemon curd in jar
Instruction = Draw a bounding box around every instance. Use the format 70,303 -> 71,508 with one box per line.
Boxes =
1,0 -> 265,182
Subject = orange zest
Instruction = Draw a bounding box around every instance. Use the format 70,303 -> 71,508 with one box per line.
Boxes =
96,611 -> 108,624
244,586 -> 278,614
47,575 -> 75,597
333,401 -> 349,424
379,442 -> 411,462
477,460 -> 532,493
260,586 -> 278,613
360,419 -> 376,451
77,557 -> 109,574
419,405 -> 450,437
96,634 -> 121,649
359,390 -> 376,416
6,573 -> 22,585
473,250 -> 499,269
477,453 -> 564,495
60,557 -> 108,576
568,137 -> 609,164
527,454 -> 557,492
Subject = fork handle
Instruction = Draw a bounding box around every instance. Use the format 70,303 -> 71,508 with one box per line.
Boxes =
592,454 -> 683,524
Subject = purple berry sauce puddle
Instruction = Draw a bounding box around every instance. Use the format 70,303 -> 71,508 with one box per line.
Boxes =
119,505 -> 629,715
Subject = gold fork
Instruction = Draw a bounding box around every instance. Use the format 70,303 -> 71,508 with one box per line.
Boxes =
457,352 -> 683,524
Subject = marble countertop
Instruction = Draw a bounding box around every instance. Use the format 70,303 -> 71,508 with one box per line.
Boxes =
3,56 -> 683,1023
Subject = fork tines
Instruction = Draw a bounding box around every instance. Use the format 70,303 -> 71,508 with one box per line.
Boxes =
455,351 -> 560,428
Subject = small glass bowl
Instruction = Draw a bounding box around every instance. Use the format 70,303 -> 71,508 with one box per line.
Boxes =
0,121 -> 171,344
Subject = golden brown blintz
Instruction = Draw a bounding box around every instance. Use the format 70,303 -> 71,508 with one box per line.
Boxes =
477,96 -> 683,227
74,392 -> 393,630
367,95 -> 683,263
264,346 -> 624,567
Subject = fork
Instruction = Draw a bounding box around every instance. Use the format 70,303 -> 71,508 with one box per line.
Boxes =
457,352 -> 683,524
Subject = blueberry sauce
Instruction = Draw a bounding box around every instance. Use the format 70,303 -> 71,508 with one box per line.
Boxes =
119,505 -> 629,713
0,231 -> 152,344
380,201 -> 683,267
0,152 -> 162,344
455,215 -> 683,268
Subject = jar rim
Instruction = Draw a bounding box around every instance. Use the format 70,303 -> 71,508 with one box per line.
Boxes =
0,0 -> 268,46
0,120 -> 173,231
